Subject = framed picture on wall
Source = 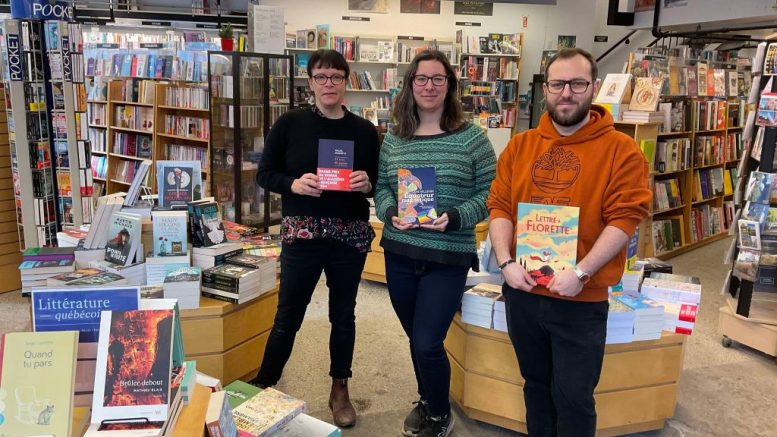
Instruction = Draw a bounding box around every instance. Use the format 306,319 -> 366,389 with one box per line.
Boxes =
400,0 -> 441,14
347,0 -> 389,13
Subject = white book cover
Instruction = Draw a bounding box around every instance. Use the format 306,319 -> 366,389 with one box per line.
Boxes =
595,73 -> 632,104
104,212 -> 143,266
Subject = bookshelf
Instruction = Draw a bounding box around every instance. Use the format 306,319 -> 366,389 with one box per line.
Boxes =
155,82 -> 211,197
208,51 -> 293,230
1,19 -> 58,248
105,79 -> 156,195
44,21 -> 94,228
0,86 -> 23,292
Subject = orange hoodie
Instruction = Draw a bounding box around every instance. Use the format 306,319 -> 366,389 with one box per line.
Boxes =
488,105 -> 652,302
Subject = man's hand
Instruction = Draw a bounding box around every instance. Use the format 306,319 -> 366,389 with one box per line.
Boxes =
501,262 -> 537,292
349,170 -> 371,193
419,213 -> 449,232
547,269 -> 584,297
391,216 -> 418,231
291,173 -> 322,197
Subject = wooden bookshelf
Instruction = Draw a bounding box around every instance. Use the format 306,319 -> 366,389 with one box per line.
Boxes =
615,96 -> 745,260
0,87 -> 22,292
154,82 -> 211,197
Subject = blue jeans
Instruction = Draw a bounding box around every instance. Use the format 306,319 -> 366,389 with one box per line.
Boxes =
255,239 -> 367,386
384,251 -> 469,417
504,286 -> 608,437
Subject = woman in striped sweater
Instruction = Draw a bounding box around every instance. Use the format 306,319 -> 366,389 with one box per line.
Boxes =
374,50 -> 496,437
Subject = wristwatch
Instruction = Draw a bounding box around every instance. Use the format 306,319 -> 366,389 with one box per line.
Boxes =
573,266 -> 591,284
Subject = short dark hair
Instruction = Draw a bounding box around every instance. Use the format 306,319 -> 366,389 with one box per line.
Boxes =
307,49 -> 349,78
391,50 -> 466,139
544,48 -> 598,82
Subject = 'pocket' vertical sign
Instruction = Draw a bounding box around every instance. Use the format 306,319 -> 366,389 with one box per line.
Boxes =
7,34 -> 22,82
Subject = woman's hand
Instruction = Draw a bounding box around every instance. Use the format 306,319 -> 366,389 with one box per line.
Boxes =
349,171 -> 372,193
291,173 -> 322,197
391,216 -> 418,231
419,213 -> 449,232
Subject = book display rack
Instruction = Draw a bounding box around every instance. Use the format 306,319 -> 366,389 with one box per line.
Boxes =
208,51 -> 293,230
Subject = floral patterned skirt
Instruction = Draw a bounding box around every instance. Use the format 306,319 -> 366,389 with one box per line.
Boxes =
281,216 -> 375,253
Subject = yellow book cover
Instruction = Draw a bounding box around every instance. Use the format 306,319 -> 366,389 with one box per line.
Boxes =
723,170 -> 734,196
515,203 -> 579,287
0,331 -> 78,437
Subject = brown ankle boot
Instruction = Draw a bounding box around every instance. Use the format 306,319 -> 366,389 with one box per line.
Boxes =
328,378 -> 356,427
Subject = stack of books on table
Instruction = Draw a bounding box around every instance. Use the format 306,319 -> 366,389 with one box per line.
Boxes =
146,252 -> 191,285
606,297 -> 635,344
192,242 -> 244,269
493,295 -> 507,333
201,264 -> 264,304
222,381 -> 310,437
613,294 -> 665,341
88,259 -> 147,285
19,247 -> 76,296
225,253 -> 277,293
46,268 -> 127,287
621,266 -> 642,296
162,266 -> 202,309
460,284 -> 501,329
57,228 -> 89,246
640,272 -> 701,335
621,110 -> 664,123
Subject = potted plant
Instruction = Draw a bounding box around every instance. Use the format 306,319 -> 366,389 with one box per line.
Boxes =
219,24 -> 234,51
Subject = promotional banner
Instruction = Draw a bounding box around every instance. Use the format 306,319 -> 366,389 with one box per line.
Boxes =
11,0 -> 74,21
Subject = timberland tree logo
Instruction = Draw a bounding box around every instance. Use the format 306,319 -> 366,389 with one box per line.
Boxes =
531,146 -> 580,197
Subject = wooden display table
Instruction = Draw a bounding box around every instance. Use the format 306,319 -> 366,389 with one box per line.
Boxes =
719,305 -> 777,359
180,288 -> 279,385
363,219 -> 489,283
445,313 -> 686,436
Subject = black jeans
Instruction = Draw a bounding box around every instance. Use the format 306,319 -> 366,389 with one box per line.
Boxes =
255,238 -> 367,386
503,286 -> 608,437
384,251 -> 469,417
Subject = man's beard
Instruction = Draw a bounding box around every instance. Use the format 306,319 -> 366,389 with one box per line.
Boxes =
547,97 -> 592,127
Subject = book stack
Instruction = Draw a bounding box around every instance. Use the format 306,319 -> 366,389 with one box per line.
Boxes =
46,268 -> 127,287
622,110 -> 664,123
232,388 -> 307,437
83,194 -> 126,249
19,247 -> 77,296
163,267 -> 202,309
192,242 -> 243,269
201,264 -> 263,304
57,228 -> 89,246
267,414 -> 342,437
460,285 -> 501,329
206,391 -> 239,437
89,260 -> 147,285
640,273 -> 701,335
621,266 -> 643,297
225,253 -> 277,294
146,253 -> 191,285
493,295 -> 507,333
606,297 -> 635,344
613,294 -> 665,341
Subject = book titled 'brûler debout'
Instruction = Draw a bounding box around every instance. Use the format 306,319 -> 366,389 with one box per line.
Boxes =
317,139 -> 354,191
398,167 -> 437,225
515,203 -> 579,287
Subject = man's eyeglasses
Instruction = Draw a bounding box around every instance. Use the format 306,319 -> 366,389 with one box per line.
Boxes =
312,74 -> 346,85
412,75 -> 448,87
545,80 -> 591,94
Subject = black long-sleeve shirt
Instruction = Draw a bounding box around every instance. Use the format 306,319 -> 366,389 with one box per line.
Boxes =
257,108 -> 380,221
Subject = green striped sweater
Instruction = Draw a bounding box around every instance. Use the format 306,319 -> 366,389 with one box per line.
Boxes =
375,123 -> 497,267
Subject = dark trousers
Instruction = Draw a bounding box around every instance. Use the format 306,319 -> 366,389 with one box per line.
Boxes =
255,239 -> 367,387
384,251 -> 469,417
503,286 -> 608,437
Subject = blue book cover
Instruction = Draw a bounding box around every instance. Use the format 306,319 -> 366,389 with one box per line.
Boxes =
112,53 -> 122,76
152,210 -> 188,256
156,160 -> 203,207
398,167 -> 437,225
196,202 -> 226,246
31,286 -> 141,354
147,54 -> 157,77
120,54 -> 132,76
317,139 -> 354,191
296,53 -> 310,77
155,56 -> 165,78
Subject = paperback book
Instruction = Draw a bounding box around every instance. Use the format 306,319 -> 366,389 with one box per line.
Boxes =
317,139 -> 354,191
156,160 -> 203,208
515,203 -> 579,287
152,210 -> 188,257
398,167 -> 437,225
104,212 -> 143,266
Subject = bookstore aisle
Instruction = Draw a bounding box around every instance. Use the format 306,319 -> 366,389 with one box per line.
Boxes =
4,237 -> 771,436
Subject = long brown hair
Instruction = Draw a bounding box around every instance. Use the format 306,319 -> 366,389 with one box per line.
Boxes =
391,50 -> 466,139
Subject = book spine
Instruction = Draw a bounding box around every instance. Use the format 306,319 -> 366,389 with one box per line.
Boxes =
201,279 -> 240,293
201,290 -> 239,304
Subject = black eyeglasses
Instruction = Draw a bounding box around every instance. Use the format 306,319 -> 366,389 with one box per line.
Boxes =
412,75 -> 448,87
545,80 -> 591,94
312,74 -> 345,85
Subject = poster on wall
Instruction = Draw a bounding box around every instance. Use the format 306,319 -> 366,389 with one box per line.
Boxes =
347,0 -> 389,13
557,35 -> 576,50
453,1 -> 493,16
664,0 -> 688,8
400,0 -> 441,14
248,4 -> 284,54
635,0 -> 656,12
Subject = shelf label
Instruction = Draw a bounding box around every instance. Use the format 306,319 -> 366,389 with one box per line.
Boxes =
7,34 -> 22,82
62,35 -> 72,82
342,16 -> 370,21
141,21 -> 171,27
397,35 -> 424,41
196,24 -> 219,29
95,43 -> 119,49
140,43 -> 164,49
455,22 -> 481,27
